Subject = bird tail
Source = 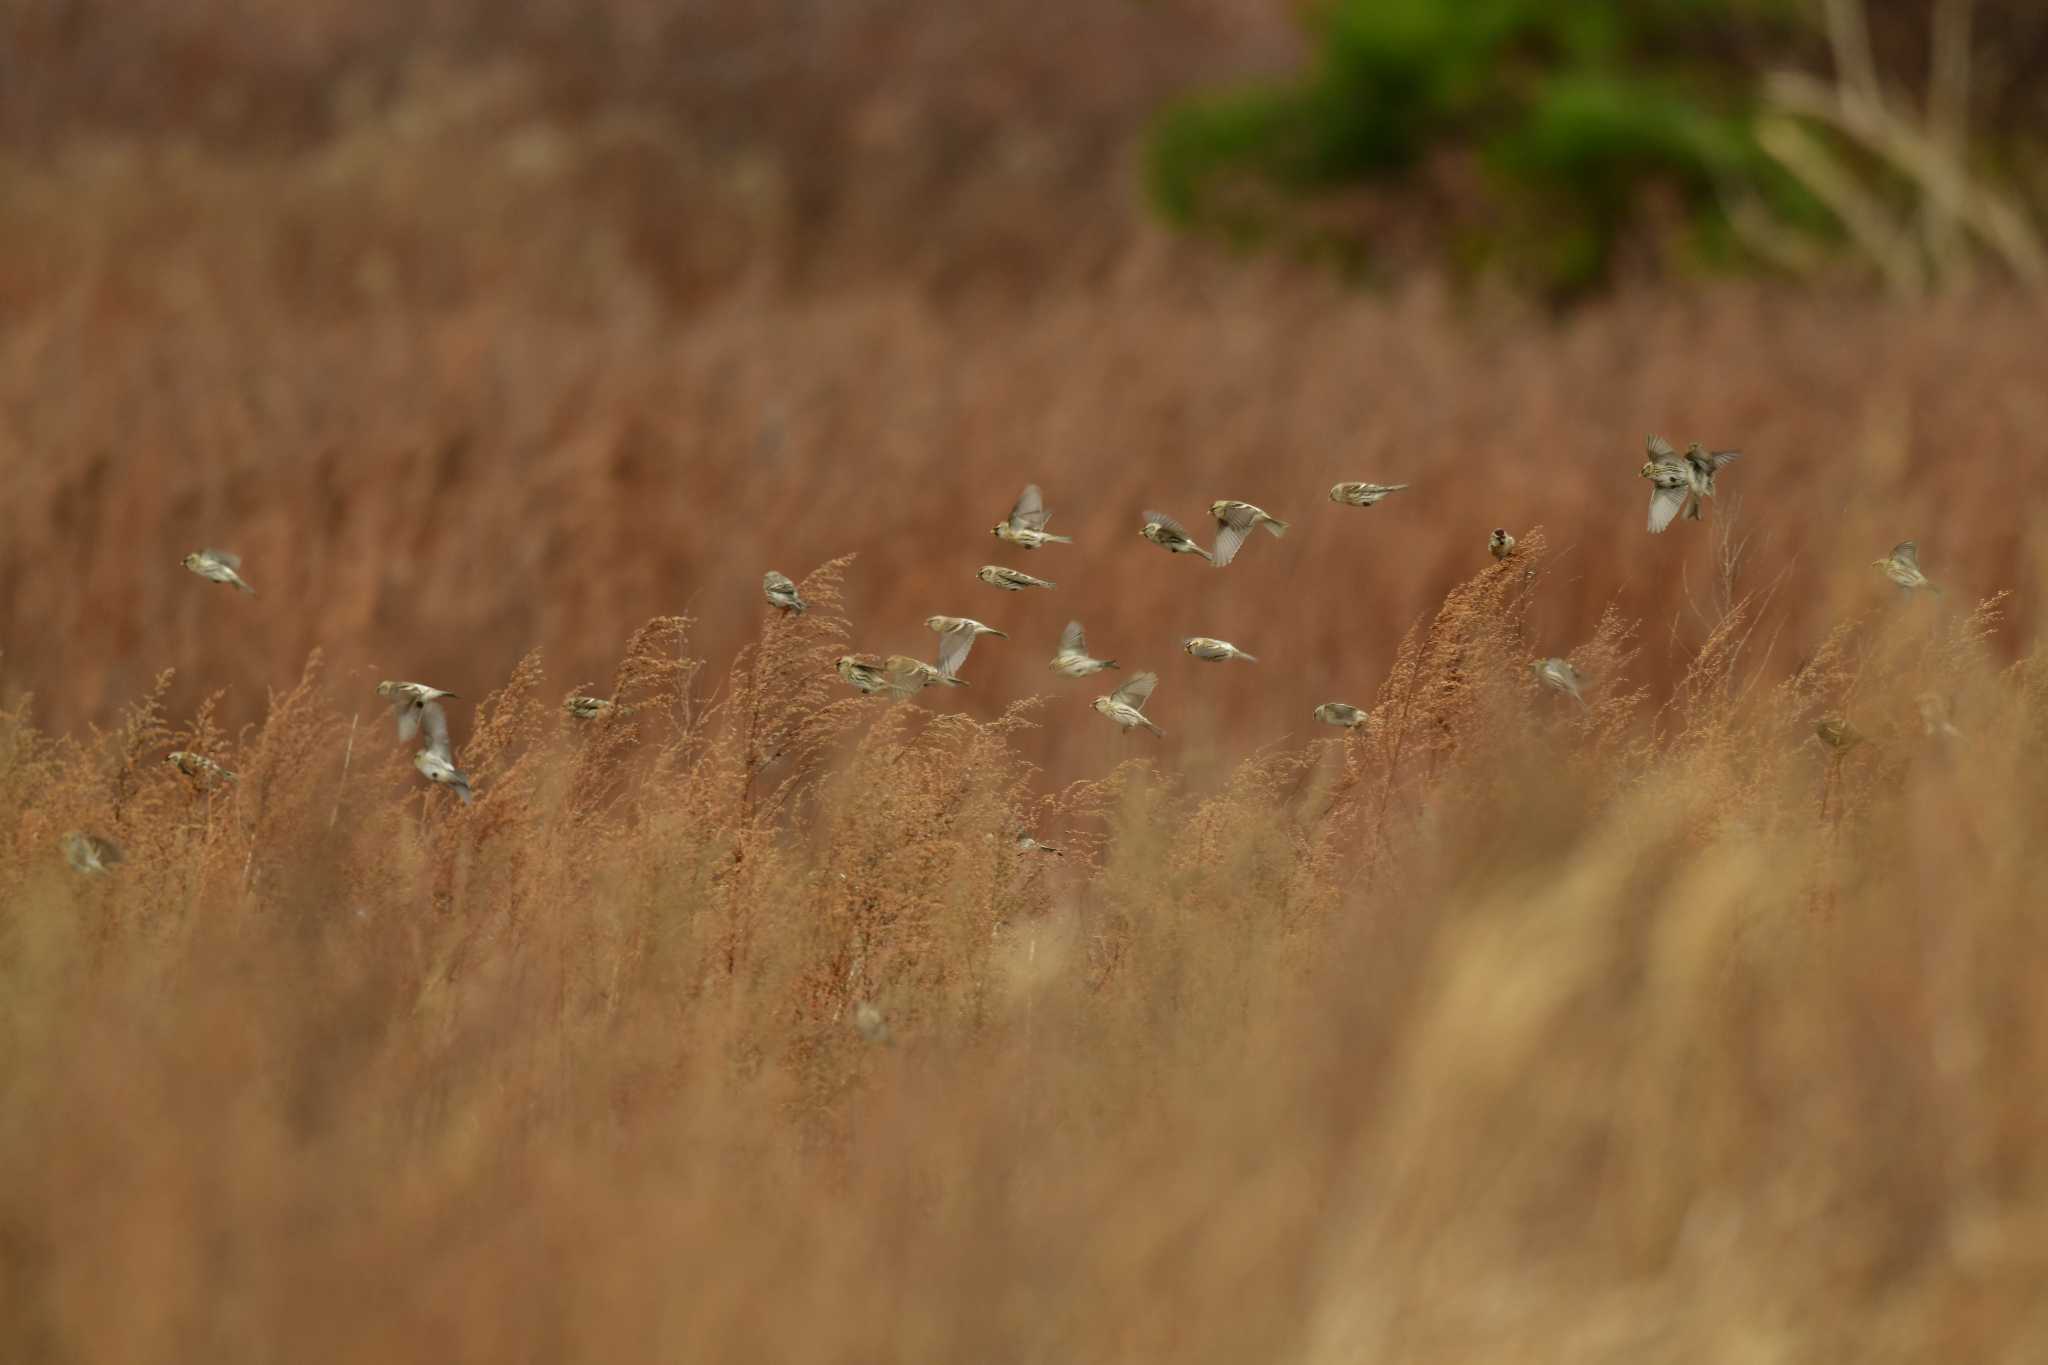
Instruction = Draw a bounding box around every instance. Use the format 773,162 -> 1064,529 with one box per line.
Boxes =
1195,545 -> 1215,563
1047,533 -> 1074,544
1262,518 -> 1289,538
1237,651 -> 1259,663
1103,659 -> 1120,670
1684,495 -> 1702,521
1143,719 -> 1165,737
938,675 -> 969,688
1039,578 -> 1057,589
235,577 -> 257,595
988,628 -> 1010,638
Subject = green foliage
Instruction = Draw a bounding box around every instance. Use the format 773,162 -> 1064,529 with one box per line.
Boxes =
1146,0 -> 1817,293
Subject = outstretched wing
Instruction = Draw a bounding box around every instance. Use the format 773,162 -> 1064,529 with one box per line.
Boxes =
1112,671 -> 1157,711
1009,484 -> 1050,532
1647,483 -> 1688,534
1891,541 -> 1920,568
420,700 -> 453,761
1645,435 -> 1678,462
1707,449 -> 1741,470
394,699 -> 422,743
1058,619 -> 1086,656
202,549 -> 241,569
935,626 -> 976,678
1214,503 -> 1260,533
1212,522 -> 1250,566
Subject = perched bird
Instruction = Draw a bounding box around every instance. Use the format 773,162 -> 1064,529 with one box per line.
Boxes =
166,750 -> 236,788
1182,636 -> 1258,663
1313,702 -> 1368,729
60,830 -> 123,876
1815,716 -> 1863,752
1640,435 -> 1695,534
1875,541 -> 1939,593
1917,692 -> 1962,740
853,1001 -> 891,1044
925,616 -> 1008,678
1093,671 -> 1164,737
412,701 -> 473,803
564,696 -> 634,720
1049,619 -> 1118,678
1015,833 -> 1062,856
1330,482 -> 1409,507
375,680 -> 460,744
1138,512 -> 1214,562
977,564 -> 1056,592
1489,528 -> 1516,560
1682,441 -> 1742,515
181,549 -> 255,595
1531,657 -> 1589,706
836,656 -> 894,695
763,570 -> 808,614
1210,500 -> 1290,568
991,484 -> 1072,550
884,655 -> 968,695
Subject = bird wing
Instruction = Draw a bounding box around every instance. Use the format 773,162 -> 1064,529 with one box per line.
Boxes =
935,628 -> 975,678
1212,522 -> 1250,566
1214,503 -> 1260,533
202,549 -> 241,569
1647,483 -> 1688,534
420,701 -> 453,761
1058,619 -> 1086,657
1113,672 -> 1157,710
1009,484 -> 1050,532
1645,435 -> 1678,462
1707,450 -> 1741,470
1142,511 -> 1187,537
394,699 -> 422,743
764,570 -> 793,592
1892,541 -> 1920,568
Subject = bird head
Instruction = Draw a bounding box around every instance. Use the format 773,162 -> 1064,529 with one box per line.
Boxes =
1208,501 -> 1227,518
374,680 -> 398,699
1638,461 -> 1659,479
1139,522 -> 1157,540
989,524 -> 1005,538
181,553 -> 201,570
924,615 -> 944,631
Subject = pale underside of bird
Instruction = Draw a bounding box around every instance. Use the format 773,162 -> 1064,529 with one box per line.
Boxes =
1049,619 -> 1118,677
1139,512 -> 1214,562
376,680 -> 460,743
1876,541 -> 1939,593
1314,702 -> 1367,729
837,656 -> 893,694
926,616 -> 1007,678
992,484 -> 1072,550
763,570 -> 808,614
1209,500 -> 1290,568
853,1001 -> 890,1044
61,830 -> 123,875
1330,482 -> 1409,507
412,700 -> 472,802
182,549 -> 255,594
1093,671 -> 1163,736
1490,529 -> 1516,560
1532,657 -> 1589,705
978,565 -> 1056,592
884,655 -> 968,695
1182,636 -> 1257,663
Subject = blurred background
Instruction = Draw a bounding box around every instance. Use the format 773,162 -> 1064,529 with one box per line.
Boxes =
4,0 -> 2046,778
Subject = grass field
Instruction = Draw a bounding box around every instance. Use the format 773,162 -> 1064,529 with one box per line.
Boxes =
6,3 -> 2048,1357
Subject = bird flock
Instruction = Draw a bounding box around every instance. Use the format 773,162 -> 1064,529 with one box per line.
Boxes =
54,436 -> 1945,874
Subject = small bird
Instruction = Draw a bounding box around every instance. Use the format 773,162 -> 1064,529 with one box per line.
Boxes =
1640,435 -> 1695,534
1138,512 -> 1214,562
991,484 -> 1073,550
412,701 -> 473,803
1093,671 -> 1164,736
925,616 -> 1008,678
1313,702 -> 1368,729
1531,658 -> 1589,706
1210,500 -> 1290,568
1875,541 -> 1939,593
1182,636 -> 1257,663
884,655 -> 968,695
1489,528 -> 1516,560
564,696 -> 634,720
1682,441 -> 1742,516
836,656 -> 894,695
166,750 -> 236,788
853,1001 -> 891,1044
1329,482 -> 1409,507
375,680 -> 460,744
1917,692 -> 1962,739
1815,716 -> 1863,752
60,830 -> 123,876
763,570 -> 808,614
1049,619 -> 1118,677
181,549 -> 255,594
978,565 -> 1056,592
1015,832 -> 1062,856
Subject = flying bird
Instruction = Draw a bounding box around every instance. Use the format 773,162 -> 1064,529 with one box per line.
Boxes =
925,616 -> 1007,678
1531,658 -> 1589,706
1313,702 -> 1368,729
182,549 -> 255,595
1640,435 -> 1695,534
1329,482 -> 1408,507
376,680 -> 460,744
1049,619 -> 1118,677
564,696 -> 634,720
1138,512 -> 1214,562
412,700 -> 473,803
1874,541 -> 1939,593
1209,500 -> 1289,567
884,655 -> 968,695
763,570 -> 808,614
1682,441 -> 1742,514
1489,528 -> 1516,560
60,830 -> 123,876
836,656 -> 894,695
991,484 -> 1072,550
977,565 -> 1056,592
1093,671 -> 1164,736
1182,636 -> 1257,663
